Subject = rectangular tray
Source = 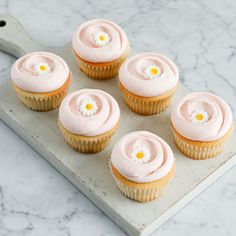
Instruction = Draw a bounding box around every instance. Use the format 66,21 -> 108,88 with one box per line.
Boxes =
0,69 -> 236,236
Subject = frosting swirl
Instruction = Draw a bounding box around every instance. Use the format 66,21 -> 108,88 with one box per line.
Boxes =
72,19 -> 129,62
59,89 -> 120,136
111,131 -> 175,183
11,51 -> 69,93
119,53 -> 179,97
171,92 -> 233,141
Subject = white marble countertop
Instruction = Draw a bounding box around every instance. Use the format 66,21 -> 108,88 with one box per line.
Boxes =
0,0 -> 236,235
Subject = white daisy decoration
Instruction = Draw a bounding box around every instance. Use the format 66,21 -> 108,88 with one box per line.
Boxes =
79,98 -> 98,117
144,65 -> 162,80
93,31 -> 110,47
130,146 -> 151,164
190,110 -> 209,125
33,63 -> 51,75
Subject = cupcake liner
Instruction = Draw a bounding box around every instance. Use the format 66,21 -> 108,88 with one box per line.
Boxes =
113,176 -> 165,202
110,163 -> 175,202
171,123 -> 233,160
118,81 -> 177,115
73,46 -> 129,80
58,121 -> 119,153
12,77 -> 71,112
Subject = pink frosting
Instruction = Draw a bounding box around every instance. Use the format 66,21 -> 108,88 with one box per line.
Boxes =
111,131 -> 175,183
171,92 -> 233,141
72,19 -> 129,62
59,89 -> 120,136
11,51 -> 70,93
119,53 -> 179,97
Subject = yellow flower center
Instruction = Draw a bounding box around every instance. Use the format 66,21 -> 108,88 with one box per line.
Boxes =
150,67 -> 159,75
39,65 -> 47,71
86,103 -> 93,110
196,114 -> 204,121
99,35 -> 105,41
136,152 -> 144,159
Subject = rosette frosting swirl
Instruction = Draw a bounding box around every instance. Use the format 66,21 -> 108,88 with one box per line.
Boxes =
11,51 -> 69,93
59,89 -> 120,136
111,131 -> 175,183
72,19 -> 129,62
119,53 -> 179,97
171,92 -> 233,141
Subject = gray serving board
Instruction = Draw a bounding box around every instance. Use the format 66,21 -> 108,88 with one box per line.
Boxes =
0,15 -> 236,236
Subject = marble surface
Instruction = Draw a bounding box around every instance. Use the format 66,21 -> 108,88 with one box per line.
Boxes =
0,0 -> 235,235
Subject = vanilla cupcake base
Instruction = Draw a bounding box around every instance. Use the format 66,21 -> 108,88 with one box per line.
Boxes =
118,81 -> 177,115
58,120 -> 119,153
171,122 -> 233,160
12,76 -> 71,112
73,46 -> 129,80
110,163 -> 175,202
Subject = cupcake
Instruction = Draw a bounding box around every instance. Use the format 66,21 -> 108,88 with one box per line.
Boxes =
58,89 -> 120,153
118,53 -> 179,115
72,19 -> 129,80
11,51 -> 71,111
171,92 -> 233,160
110,131 -> 175,202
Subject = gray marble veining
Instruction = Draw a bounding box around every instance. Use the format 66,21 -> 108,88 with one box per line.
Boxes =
0,0 -> 235,235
